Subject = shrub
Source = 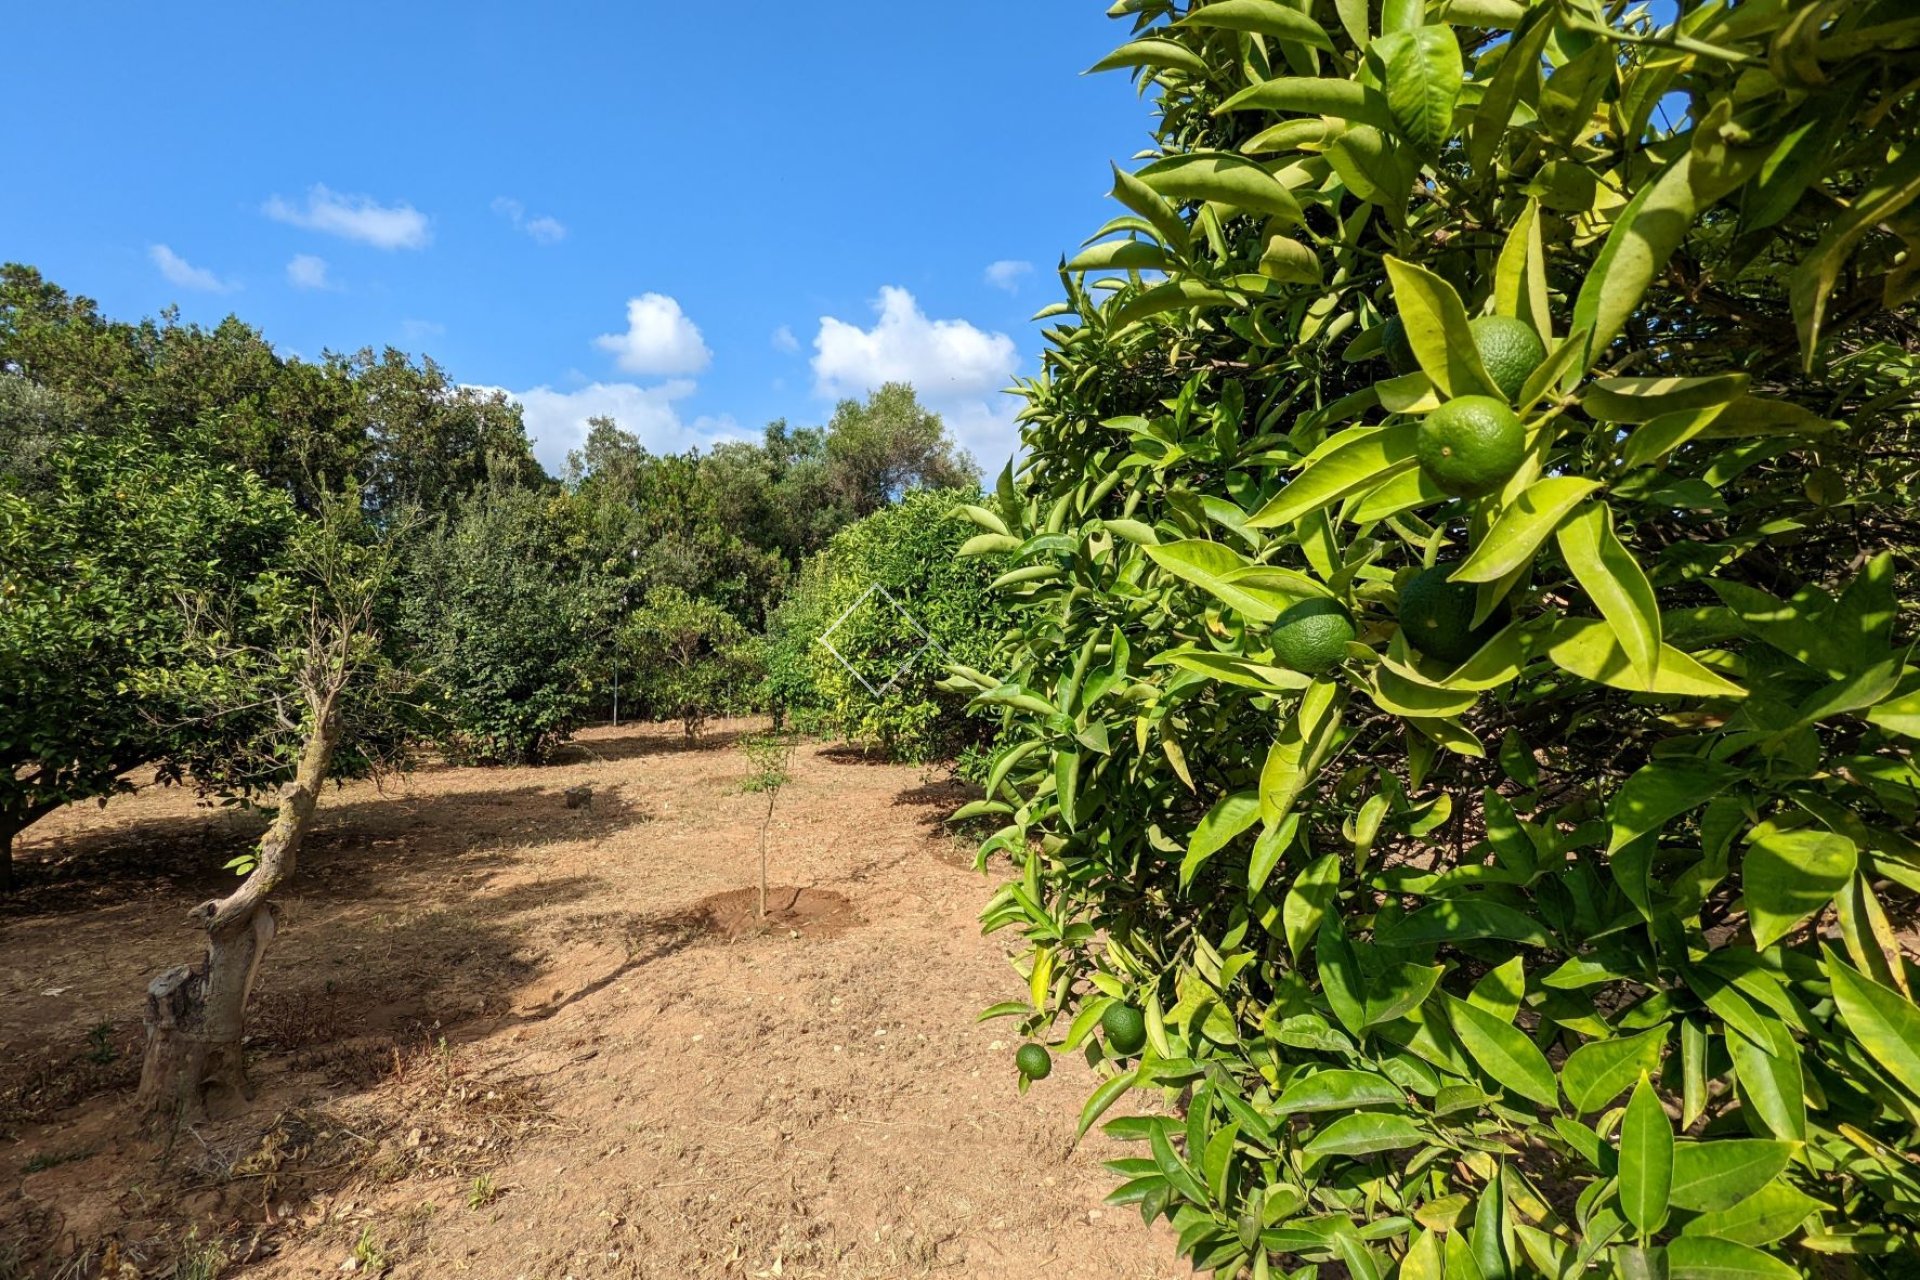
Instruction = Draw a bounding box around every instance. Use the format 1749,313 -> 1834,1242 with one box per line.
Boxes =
768,489 -> 1012,761
401,482 -> 607,764
959,2 -> 1920,1275
619,585 -> 759,737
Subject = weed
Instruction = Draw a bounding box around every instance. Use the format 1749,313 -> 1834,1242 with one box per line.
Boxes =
85,1021 -> 118,1066
466,1172 -> 498,1210
352,1226 -> 388,1275
174,1231 -> 226,1280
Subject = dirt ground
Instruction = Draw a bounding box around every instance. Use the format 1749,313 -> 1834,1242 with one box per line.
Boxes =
0,721 -> 1177,1279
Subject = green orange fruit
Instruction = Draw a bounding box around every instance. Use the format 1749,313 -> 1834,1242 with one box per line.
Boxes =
1417,395 -> 1525,499
1397,565 -> 1503,666
1468,314 -> 1547,402
1102,1003 -> 1148,1056
1268,598 -> 1356,675
1015,1043 -> 1052,1080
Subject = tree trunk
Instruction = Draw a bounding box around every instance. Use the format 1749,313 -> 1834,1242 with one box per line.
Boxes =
0,823 -> 13,895
135,707 -> 339,1130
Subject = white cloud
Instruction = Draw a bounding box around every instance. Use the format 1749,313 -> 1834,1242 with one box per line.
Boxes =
286,253 -> 334,290
401,318 -> 446,342
984,259 -> 1034,293
594,293 -> 712,376
810,285 -> 1022,466
149,244 -> 235,293
771,324 -> 800,353
492,196 -> 567,245
477,379 -> 742,474
263,184 -> 431,250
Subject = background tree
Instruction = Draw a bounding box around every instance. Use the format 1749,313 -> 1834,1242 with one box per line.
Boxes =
823,382 -> 979,517
619,586 -> 759,738
960,1 -> 1920,1274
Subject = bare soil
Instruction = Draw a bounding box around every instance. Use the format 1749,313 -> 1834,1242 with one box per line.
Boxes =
0,720 -> 1176,1279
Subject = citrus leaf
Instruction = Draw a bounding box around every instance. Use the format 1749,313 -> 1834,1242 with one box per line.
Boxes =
1139,151 -> 1305,224
1177,0 -> 1334,49
1824,946 -> 1920,1100
1375,26 -> 1463,153
1744,828 -> 1856,949
1620,1073 -> 1673,1239
1665,1235 -> 1800,1280
1546,620 -> 1747,699
1245,423 -> 1420,529
1181,789 -> 1262,886
1273,1069 -> 1406,1115
1282,851 -> 1339,960
1557,501 -> 1661,682
1683,1181 -> 1826,1247
1377,898 -> 1553,948
1076,1067 -> 1140,1139
1215,77 -> 1391,129
1302,1111 -> 1426,1157
1087,37 -> 1211,76
1561,1026 -> 1670,1114
1669,1139 -> 1797,1213
1451,479 -> 1602,583
1383,256 -> 1501,398
1444,995 -> 1559,1108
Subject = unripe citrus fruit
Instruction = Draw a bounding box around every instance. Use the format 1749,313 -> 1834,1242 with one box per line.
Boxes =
1380,315 -> 1418,375
1015,1043 -> 1052,1080
1102,1003 -> 1148,1056
1468,314 -> 1546,402
1417,395 -> 1525,499
1268,598 -> 1355,675
1398,565 -> 1502,666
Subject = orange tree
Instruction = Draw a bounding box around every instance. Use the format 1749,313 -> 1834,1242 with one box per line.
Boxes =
952,0 -> 1920,1273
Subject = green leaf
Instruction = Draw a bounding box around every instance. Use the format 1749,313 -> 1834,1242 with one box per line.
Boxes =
1365,963 -> 1445,1028
1138,151 -> 1305,224
1282,851 -> 1340,960
1216,77 -> 1390,130
1402,1228 -> 1444,1280
1087,38 -> 1211,77
1376,899 -> 1554,949
1725,1017 -> 1807,1142
1318,916 -> 1368,1037
1375,26 -> 1463,154
1066,239 -> 1173,273
1177,0 -> 1333,49
1568,154 -> 1701,379
1561,1026 -> 1670,1114
1444,995 -> 1559,1108
1452,479 -> 1602,584
1744,828 -> 1856,949
1248,813 -> 1298,893
1076,1067 -> 1140,1138
1144,540 -> 1280,622
1557,501 -> 1661,683
1382,256 -> 1500,398
1790,145 -> 1920,367
1182,789 -> 1262,886
1110,162 -> 1191,253
1547,620 -> 1747,699
1273,1069 -> 1406,1115
1606,758 -> 1739,855
1824,946 -> 1920,1100
1619,1073 -> 1673,1239
1665,1235 -> 1800,1280
1669,1140 -> 1797,1213
1245,423 -> 1421,529
1582,375 -> 1751,424
1302,1112 -> 1426,1158
1683,1181 -> 1825,1247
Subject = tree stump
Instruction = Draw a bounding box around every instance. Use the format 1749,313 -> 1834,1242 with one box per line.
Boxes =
134,901 -> 279,1129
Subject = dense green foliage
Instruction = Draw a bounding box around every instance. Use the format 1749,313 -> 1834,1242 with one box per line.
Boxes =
399,481 -> 609,764
618,585 -> 759,738
767,489 -> 1014,762
0,425 -> 297,884
962,1 -> 1920,1274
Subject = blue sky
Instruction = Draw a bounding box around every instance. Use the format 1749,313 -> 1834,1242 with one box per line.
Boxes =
4,2 -> 1151,476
